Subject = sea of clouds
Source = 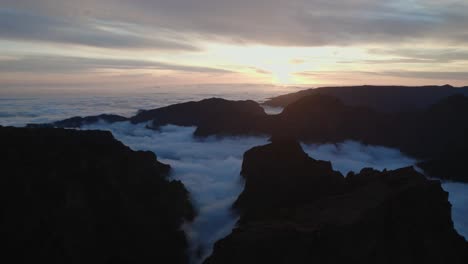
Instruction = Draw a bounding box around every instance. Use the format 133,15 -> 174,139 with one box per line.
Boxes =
302,141 -> 468,240
1,87 -> 466,260
81,120 -> 468,264
82,121 -> 269,263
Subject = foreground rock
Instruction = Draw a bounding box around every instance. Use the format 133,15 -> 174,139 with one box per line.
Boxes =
0,126 -> 194,264
234,139 -> 344,223
130,97 -> 271,137
205,141 -> 468,264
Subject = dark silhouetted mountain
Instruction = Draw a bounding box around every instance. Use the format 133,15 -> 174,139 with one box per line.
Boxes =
264,85 -> 468,112
130,97 -> 271,137
0,126 -> 194,264
24,94 -> 468,182
26,114 -> 128,128
269,94 -> 468,181
205,141 -> 468,264
234,139 -> 344,223
418,153 -> 468,182
271,94 -> 386,144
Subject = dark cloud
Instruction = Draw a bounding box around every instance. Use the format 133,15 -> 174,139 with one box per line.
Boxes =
0,9 -> 199,51
2,1 -> 468,47
0,55 -> 231,74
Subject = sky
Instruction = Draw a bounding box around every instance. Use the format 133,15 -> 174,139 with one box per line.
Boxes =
1,0 -> 468,91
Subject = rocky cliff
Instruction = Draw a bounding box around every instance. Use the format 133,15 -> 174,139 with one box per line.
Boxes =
205,140 -> 468,264
0,126 -> 194,264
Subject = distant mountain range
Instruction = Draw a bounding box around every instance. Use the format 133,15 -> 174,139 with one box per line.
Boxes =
264,85 -> 468,112
27,90 -> 468,182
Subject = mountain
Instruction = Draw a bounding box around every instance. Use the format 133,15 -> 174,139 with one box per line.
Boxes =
25,94 -> 468,182
264,85 -> 468,112
205,140 -> 468,264
130,97 -> 271,136
0,126 -> 194,264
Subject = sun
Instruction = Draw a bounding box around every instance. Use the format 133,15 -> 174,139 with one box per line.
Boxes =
270,66 -> 295,85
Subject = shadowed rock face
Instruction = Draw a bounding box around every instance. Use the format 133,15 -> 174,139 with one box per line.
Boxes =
272,94 -> 386,144
205,141 -> 468,264
130,97 -> 271,137
0,126 -> 194,264
234,139 -> 344,223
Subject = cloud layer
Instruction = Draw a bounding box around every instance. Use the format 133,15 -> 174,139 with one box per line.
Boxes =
80,120 -> 468,260
82,122 -> 269,263
2,1 -> 468,87
3,1 -> 468,47
302,141 -> 468,240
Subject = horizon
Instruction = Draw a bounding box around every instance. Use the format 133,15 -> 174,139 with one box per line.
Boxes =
2,2 -> 468,263
2,1 -> 468,91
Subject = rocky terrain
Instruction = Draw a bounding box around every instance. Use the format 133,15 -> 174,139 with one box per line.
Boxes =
26,93 -> 468,182
0,126 -> 194,264
205,140 -> 468,264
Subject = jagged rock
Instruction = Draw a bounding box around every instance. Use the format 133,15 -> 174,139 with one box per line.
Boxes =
205,141 -> 468,264
234,139 -> 344,223
0,126 -> 194,264
26,114 -> 128,128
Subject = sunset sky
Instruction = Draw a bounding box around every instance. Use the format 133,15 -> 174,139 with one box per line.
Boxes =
1,0 -> 468,90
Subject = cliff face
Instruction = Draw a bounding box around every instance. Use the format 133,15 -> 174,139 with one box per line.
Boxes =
234,139 -> 344,223
0,126 -> 194,264
205,141 -> 468,264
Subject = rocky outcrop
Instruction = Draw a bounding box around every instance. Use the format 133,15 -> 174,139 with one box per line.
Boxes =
130,98 -> 271,137
0,126 -> 194,264
26,114 -> 128,128
205,141 -> 468,264
234,139 -> 344,223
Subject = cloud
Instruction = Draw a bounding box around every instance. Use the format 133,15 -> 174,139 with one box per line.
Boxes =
0,55 -> 231,74
301,141 -> 468,240
441,182 -> 468,240
301,141 -> 417,175
376,70 -> 468,80
0,8 -> 199,51
2,1 -> 468,47
80,121 -> 468,258
81,122 -> 269,263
